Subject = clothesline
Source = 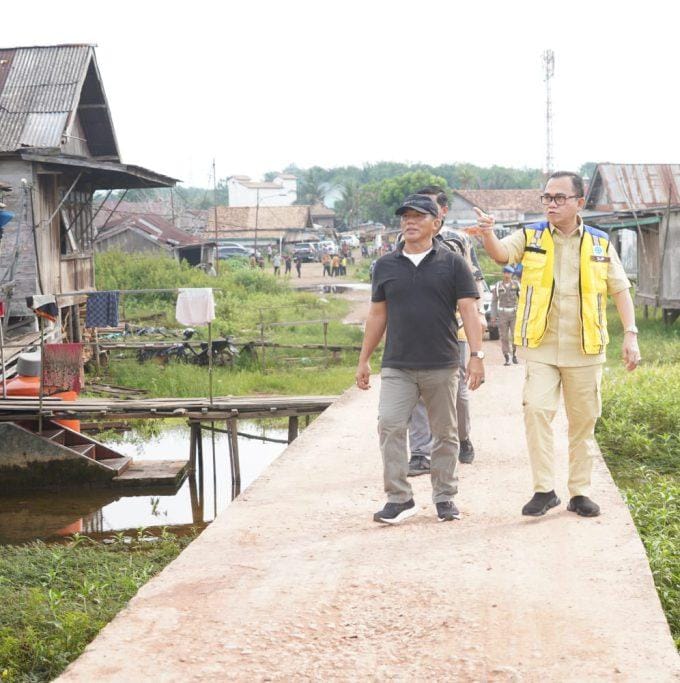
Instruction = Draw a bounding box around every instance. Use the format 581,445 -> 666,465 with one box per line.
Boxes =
56,288 -> 228,297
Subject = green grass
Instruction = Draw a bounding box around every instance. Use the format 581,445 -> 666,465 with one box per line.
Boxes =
597,307 -> 680,646
0,529 -> 196,682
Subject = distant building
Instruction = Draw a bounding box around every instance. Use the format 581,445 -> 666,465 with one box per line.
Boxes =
206,205 -> 329,249
310,203 -> 336,230
227,174 -> 297,207
94,214 -> 215,267
584,163 -> 680,322
448,189 -> 544,226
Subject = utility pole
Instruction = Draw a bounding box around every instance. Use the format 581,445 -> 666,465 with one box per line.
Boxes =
542,49 -> 555,174
212,158 -> 219,275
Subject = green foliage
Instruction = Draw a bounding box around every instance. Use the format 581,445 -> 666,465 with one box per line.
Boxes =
621,469 -> 680,646
0,531 -> 195,682
598,314 -> 680,646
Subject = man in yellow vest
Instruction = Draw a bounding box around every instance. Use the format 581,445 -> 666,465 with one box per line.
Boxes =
474,171 -> 641,517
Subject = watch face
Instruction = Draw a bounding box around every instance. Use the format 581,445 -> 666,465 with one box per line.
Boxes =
472,351 -> 485,360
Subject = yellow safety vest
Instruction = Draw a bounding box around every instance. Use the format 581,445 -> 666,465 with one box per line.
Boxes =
514,222 -> 610,354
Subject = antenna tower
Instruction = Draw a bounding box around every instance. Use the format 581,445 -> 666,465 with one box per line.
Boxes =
542,49 -> 555,173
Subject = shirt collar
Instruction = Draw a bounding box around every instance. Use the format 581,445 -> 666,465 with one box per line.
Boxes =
548,215 -> 584,237
396,238 -> 440,256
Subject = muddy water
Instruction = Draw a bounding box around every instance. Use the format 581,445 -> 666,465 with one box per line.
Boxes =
0,422 -> 287,544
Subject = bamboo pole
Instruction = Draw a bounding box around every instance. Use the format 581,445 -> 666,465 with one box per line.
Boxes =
0,316 -> 6,399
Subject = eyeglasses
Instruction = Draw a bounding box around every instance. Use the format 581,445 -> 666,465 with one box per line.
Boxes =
540,194 -> 581,206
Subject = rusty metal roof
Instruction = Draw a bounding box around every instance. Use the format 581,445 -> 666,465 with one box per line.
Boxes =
585,164 -> 680,211
0,44 -> 118,156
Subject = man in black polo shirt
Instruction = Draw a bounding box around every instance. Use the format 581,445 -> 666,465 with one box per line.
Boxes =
356,194 -> 485,523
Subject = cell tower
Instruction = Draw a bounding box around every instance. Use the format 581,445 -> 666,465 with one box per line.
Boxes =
542,49 -> 555,173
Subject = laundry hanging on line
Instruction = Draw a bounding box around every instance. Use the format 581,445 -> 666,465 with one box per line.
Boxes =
26,294 -> 58,323
43,343 -> 84,394
175,288 -> 215,326
86,291 -> 120,328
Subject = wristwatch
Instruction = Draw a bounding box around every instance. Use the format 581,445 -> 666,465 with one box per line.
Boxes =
470,350 -> 485,360
623,325 -> 639,334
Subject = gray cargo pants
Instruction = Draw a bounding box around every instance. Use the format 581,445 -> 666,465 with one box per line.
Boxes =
379,366 -> 459,503
408,341 -> 470,456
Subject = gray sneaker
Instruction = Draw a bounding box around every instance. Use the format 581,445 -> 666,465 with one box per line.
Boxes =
436,500 -> 461,522
407,455 -> 431,477
458,439 -> 475,464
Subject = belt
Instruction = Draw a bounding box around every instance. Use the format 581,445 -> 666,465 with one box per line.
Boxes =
499,307 -> 516,312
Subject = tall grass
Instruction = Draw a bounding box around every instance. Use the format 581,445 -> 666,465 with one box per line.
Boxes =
598,307 -> 680,645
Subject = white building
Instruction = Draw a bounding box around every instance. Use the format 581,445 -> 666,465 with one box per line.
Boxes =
227,174 -> 297,207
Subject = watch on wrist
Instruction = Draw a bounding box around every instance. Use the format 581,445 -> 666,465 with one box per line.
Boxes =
470,350 -> 485,360
623,325 -> 639,335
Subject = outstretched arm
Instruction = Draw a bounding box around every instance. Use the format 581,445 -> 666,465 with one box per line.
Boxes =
356,301 -> 387,390
473,207 -> 510,264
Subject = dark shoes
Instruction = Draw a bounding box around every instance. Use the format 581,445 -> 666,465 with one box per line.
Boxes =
504,353 -> 511,366
522,490 -> 561,516
407,455 -> 431,477
458,439 -> 475,464
512,353 -> 518,364
436,500 -> 461,522
373,498 -> 417,525
567,495 -> 601,517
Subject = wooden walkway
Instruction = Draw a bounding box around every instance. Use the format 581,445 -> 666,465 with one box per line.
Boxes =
0,395 -> 337,422
57,354 -> 679,682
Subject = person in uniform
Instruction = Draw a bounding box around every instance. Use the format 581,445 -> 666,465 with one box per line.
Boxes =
491,265 -> 520,365
474,171 -> 641,518
407,187 -> 487,475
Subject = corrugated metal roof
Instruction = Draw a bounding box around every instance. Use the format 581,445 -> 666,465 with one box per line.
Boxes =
586,164 -> 680,211
0,45 -> 91,152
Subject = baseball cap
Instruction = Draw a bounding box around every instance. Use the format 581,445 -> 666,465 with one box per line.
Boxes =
395,194 -> 439,218
503,265 -> 515,273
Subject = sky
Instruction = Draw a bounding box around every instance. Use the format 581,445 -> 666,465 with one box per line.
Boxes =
3,0 -> 680,187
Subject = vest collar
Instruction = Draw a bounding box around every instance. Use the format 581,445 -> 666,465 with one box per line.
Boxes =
548,215 -> 584,237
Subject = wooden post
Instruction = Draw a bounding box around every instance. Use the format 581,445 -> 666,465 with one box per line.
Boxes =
0,315 -> 6,399
259,310 -> 266,373
94,328 -> 101,376
305,415 -> 310,427
38,317 -> 44,434
189,422 -> 198,474
323,320 -> 329,366
208,322 -> 213,405
228,416 -> 241,499
287,415 -> 299,444
644,304 -> 649,320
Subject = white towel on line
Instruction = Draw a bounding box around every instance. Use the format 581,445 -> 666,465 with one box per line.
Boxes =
175,288 -> 216,326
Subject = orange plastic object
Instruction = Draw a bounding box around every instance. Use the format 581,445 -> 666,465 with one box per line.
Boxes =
5,375 -> 81,432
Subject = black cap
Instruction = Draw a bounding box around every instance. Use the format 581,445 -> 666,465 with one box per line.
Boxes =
395,194 -> 440,218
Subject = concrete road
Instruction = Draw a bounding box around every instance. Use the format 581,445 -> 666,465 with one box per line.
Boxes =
59,348 -> 680,682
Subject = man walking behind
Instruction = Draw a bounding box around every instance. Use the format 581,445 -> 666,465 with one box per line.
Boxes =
356,194 -> 484,524
491,265 -> 520,365
474,171 -> 641,518
407,186 -> 487,474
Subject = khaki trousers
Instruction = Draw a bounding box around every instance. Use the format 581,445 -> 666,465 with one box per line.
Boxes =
379,367 -> 459,504
498,309 -> 516,356
523,361 -> 603,497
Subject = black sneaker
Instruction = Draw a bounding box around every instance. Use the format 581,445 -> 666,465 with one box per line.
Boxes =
407,455 -> 431,477
504,353 -> 511,366
521,490 -> 561,516
373,499 -> 417,525
436,500 -> 461,522
567,495 -> 600,517
458,439 -> 475,464
512,353 -> 519,364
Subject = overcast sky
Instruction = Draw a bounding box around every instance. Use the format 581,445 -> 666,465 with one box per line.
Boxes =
4,0 -> 679,186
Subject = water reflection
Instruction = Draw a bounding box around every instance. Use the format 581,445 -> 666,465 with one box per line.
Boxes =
0,421 -> 287,544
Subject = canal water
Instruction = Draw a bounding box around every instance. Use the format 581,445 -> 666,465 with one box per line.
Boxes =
0,421 -> 288,545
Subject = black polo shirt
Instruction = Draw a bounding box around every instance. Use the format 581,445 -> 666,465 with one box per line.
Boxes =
371,240 -> 479,369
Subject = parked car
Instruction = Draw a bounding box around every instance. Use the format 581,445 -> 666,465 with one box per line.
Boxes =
340,234 -> 360,248
292,242 -> 320,262
217,243 -> 250,259
481,279 -> 500,340
318,240 -> 338,254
